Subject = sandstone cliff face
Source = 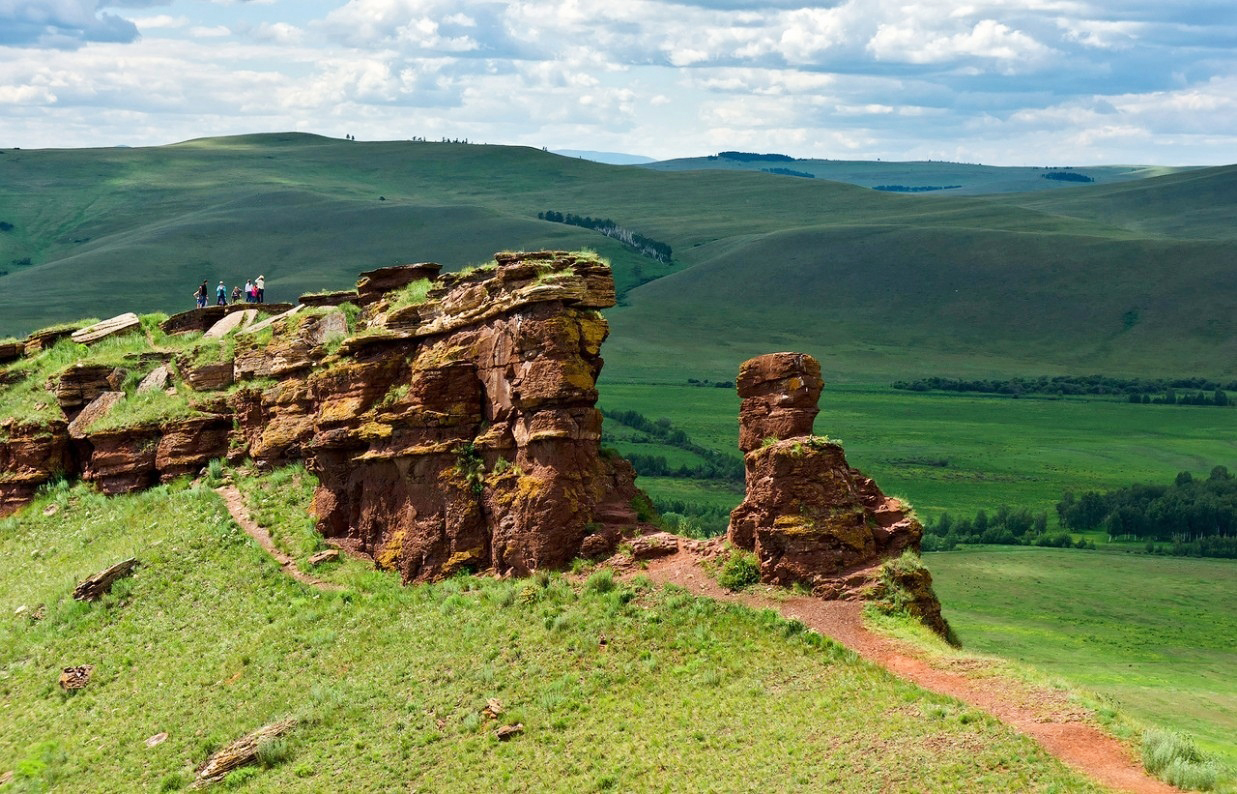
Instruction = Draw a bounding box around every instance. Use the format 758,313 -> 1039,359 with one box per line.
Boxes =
0,252 -> 647,579
727,352 -> 948,634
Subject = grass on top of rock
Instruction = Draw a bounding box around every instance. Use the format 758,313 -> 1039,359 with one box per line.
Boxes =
0,476 -> 1102,792
386,279 -> 434,311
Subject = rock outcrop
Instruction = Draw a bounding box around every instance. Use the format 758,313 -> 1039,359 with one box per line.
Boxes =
728,352 -> 949,634
0,252 -> 650,580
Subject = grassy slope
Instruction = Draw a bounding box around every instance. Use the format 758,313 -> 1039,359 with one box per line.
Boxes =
601,383 -> 1237,523
1,133 -> 1233,380
0,481 -> 1097,792
926,547 -> 1237,766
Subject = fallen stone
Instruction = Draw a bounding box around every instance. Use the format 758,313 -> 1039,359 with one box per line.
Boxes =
71,313 -> 141,345
308,549 -> 340,566
68,391 -> 125,439
58,665 -> 93,691
495,723 -> 523,741
204,309 -> 255,339
73,558 -> 139,601
482,698 -> 503,719
239,305 -> 303,337
195,719 -> 296,781
145,732 -> 168,748
136,365 -> 171,394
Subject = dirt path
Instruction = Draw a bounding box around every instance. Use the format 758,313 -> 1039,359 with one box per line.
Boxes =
641,551 -> 1176,794
215,485 -> 339,591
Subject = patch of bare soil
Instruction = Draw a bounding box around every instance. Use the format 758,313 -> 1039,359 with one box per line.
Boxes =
640,550 -> 1177,794
215,485 -> 340,591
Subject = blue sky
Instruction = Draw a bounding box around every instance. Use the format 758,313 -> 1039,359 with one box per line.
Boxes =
1,0 -> 1235,164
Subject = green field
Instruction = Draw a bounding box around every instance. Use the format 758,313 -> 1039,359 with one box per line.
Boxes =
600,382 -> 1237,525
927,547 -> 1237,767
2,134 -> 1233,380
0,478 -> 1098,792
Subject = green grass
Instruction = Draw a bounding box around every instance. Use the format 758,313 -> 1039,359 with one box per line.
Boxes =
601,382 -> 1237,525
925,547 -> 1237,768
0,478 -> 1101,792
0,134 -> 1231,381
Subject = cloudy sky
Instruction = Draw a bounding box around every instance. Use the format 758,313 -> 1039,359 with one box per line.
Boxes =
1,0 -> 1235,164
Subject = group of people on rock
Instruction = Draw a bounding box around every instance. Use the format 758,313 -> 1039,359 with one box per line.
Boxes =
194,275 -> 265,308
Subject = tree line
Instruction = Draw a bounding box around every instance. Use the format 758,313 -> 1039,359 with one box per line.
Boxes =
537,211 -> 672,264
711,151 -> 796,162
923,466 -> 1237,558
601,408 -> 743,482
893,374 -> 1234,405
872,185 -> 961,192
1042,171 -> 1094,183
762,167 -> 814,178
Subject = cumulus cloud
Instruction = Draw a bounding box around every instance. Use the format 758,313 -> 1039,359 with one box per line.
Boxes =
0,0 -> 140,48
1,0 -> 1234,165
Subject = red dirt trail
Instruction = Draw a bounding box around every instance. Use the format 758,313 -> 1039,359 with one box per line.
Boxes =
641,551 -> 1177,794
216,485 -> 339,591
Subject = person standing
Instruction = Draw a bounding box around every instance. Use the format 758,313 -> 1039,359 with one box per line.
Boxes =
231,285 -> 242,304
195,281 -> 208,308
216,281 -> 228,305
256,274 -> 266,304
244,279 -> 254,303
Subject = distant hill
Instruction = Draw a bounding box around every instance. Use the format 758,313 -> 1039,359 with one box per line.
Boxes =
644,155 -> 1189,196
552,149 -> 656,165
0,133 -> 1232,381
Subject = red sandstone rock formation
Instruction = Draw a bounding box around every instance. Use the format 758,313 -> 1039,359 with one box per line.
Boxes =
728,352 -> 949,635
0,251 -> 649,580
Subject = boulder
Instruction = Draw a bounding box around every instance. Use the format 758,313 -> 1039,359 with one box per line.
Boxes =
136,365 -> 171,393
68,391 -> 125,439
55,364 -> 119,419
299,290 -> 358,307
71,313 -> 141,345
203,309 -> 256,339
0,340 -> 24,364
24,325 -> 82,356
0,419 -> 71,516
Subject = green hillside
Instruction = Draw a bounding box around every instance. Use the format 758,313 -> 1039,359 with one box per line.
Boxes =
643,155 -> 1185,196
1,133 -> 1233,381
0,477 -> 1099,792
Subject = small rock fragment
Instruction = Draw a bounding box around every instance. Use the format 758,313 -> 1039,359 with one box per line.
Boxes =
59,665 -> 93,690
145,732 -> 168,748
482,698 -> 503,719
42,503 -> 59,517
308,549 -> 340,566
495,723 -> 523,741
73,558 -> 139,602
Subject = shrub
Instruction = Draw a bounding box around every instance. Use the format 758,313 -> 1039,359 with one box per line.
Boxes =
585,569 -> 616,594
717,549 -> 760,591
1141,728 -> 1221,791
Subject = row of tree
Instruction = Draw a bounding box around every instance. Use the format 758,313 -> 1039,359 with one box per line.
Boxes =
537,211 -> 672,263
1057,467 -> 1235,542
923,467 -> 1236,558
872,185 -> 961,192
601,409 -> 743,482
762,167 -> 814,178
893,374 -> 1237,401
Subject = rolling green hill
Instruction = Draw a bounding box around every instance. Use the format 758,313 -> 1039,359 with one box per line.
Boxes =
642,154 -> 1187,196
1,133 -> 1233,382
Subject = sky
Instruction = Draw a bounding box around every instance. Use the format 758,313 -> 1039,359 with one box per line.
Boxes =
1,0 -> 1235,164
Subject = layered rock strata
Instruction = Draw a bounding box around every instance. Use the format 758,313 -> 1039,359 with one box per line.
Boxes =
728,352 -> 949,634
0,253 -> 648,583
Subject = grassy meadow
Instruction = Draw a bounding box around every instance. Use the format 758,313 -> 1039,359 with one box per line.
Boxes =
600,382 -> 1237,526
927,547 -> 1237,767
0,477 -> 1100,792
